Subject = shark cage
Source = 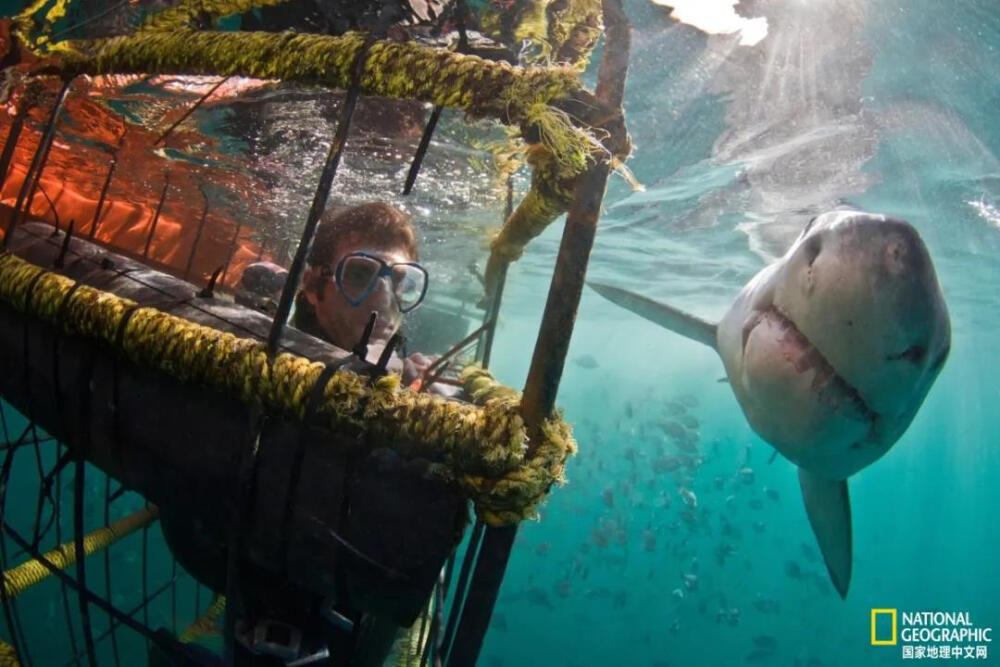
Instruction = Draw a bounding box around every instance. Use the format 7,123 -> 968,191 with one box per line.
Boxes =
0,0 -> 632,665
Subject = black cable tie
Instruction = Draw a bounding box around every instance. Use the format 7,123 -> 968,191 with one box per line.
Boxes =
352,311 -> 378,361
197,265 -> 224,299
54,220 -> 75,269
373,332 -> 403,376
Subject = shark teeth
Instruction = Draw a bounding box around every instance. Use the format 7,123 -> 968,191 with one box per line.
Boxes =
752,304 -> 880,436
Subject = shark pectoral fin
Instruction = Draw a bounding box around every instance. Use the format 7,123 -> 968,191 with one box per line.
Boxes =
798,468 -> 852,599
586,281 -> 718,350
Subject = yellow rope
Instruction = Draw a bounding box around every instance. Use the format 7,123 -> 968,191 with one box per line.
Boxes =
0,254 -> 576,525
0,506 -> 158,600
34,29 -> 579,130
0,639 -> 19,667
139,0 -> 290,32
178,594 -> 226,644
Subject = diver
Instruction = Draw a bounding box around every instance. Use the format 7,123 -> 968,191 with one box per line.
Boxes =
292,201 -> 453,395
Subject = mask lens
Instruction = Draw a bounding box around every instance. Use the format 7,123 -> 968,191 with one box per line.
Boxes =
391,264 -> 427,311
338,255 -> 381,303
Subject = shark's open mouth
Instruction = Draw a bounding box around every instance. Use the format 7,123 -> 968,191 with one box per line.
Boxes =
747,306 -> 880,439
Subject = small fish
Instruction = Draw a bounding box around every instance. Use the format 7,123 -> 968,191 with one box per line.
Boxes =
785,560 -> 803,579
624,401 -> 635,418
555,579 -> 572,598
674,436 -> 700,454
678,414 -> 700,430
601,486 -> 614,508
753,635 -> 778,650
679,453 -> 703,469
573,354 -> 599,369
612,590 -> 628,609
676,394 -> 698,407
526,587 -> 554,610
715,542 -> 736,565
642,529 -> 657,552
679,487 -> 697,508
534,542 -> 551,556
738,467 -> 755,484
663,401 -> 687,416
748,498 -> 763,510
491,613 -> 508,631
764,487 -> 780,502
671,588 -> 685,600
800,542 -> 818,562
652,455 -> 680,473
752,596 -> 781,614
683,573 -> 698,591
659,420 -> 688,440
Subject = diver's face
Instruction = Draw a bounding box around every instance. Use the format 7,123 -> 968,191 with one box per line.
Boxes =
305,245 -> 413,351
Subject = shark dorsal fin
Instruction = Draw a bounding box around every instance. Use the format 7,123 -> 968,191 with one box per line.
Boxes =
588,281 -> 718,350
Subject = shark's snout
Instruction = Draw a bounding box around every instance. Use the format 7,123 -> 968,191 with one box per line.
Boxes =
767,213 -> 950,459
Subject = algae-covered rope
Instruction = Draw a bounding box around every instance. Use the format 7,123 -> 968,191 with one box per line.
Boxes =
0,253 -> 575,524
0,639 -> 18,667
178,594 -> 226,644
0,506 -> 158,600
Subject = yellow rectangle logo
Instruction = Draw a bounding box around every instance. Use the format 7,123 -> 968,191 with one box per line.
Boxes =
871,608 -> 898,645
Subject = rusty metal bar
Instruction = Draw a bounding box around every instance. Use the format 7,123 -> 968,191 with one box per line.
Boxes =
403,105 -> 442,195
477,176 -> 514,368
154,77 -> 229,145
142,175 -> 170,259
445,3 -> 630,664
87,158 -> 116,240
521,0 -> 629,422
266,37 -> 372,357
182,194 -> 210,281
0,94 -> 31,191
4,79 -> 72,247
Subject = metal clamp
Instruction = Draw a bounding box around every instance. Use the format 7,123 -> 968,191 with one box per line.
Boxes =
235,618 -> 303,662
320,596 -> 355,635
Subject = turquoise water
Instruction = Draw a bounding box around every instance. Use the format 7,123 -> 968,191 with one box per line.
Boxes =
477,2 -> 999,665
1,0 -> 998,666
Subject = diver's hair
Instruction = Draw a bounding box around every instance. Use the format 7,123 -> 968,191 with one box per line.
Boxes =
307,201 -> 419,267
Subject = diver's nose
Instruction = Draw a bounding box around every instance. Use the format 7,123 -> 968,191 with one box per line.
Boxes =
370,276 -> 395,310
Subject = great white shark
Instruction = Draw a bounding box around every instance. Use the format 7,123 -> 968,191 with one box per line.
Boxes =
589,210 -> 951,598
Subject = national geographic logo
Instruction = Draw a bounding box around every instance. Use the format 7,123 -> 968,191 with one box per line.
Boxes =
872,609 -> 899,646
871,609 -> 993,660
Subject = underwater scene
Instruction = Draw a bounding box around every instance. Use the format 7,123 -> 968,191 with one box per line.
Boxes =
0,0 -> 996,666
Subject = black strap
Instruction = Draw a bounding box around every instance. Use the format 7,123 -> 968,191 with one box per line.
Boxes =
280,362 -> 344,571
